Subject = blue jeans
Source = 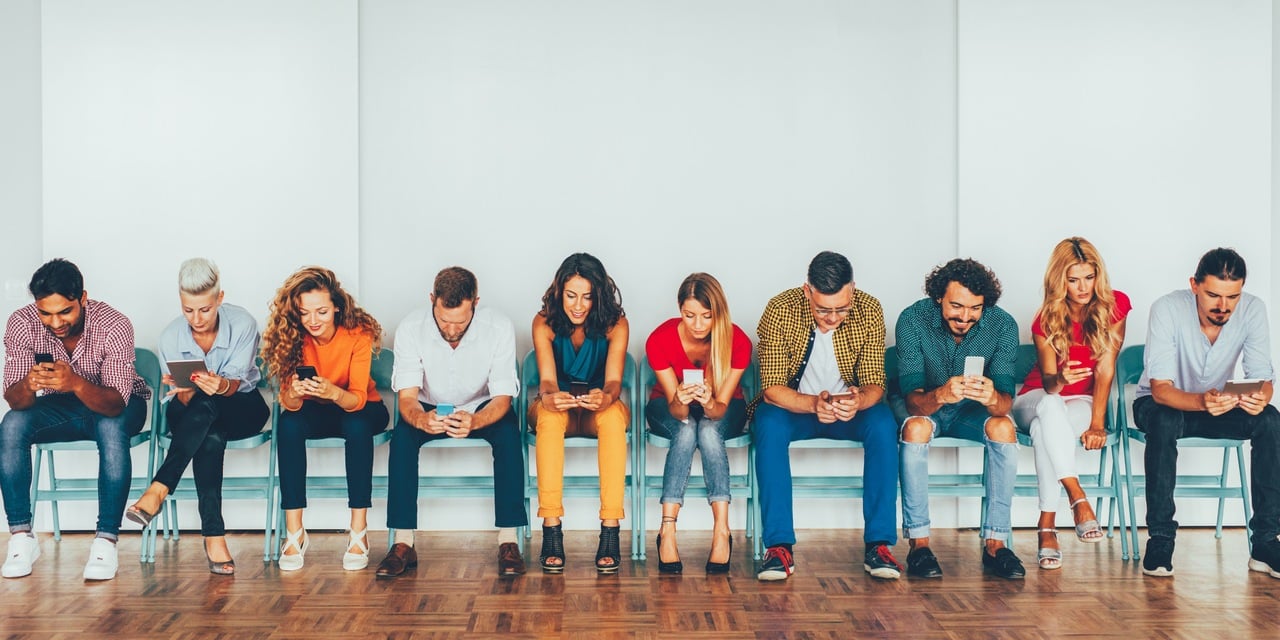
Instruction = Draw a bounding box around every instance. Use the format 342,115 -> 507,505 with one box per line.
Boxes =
276,401 -> 389,510
645,397 -> 747,505
896,399 -> 1017,540
0,393 -> 147,536
752,402 -> 900,547
386,401 -> 528,530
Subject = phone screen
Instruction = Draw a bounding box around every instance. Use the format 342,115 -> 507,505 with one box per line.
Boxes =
963,356 -> 984,378
295,366 -> 318,381
683,369 -> 705,386
34,353 -> 54,365
570,381 -> 590,397
436,403 -> 454,416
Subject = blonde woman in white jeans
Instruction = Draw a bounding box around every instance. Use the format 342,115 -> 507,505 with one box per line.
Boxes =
1012,237 -> 1129,570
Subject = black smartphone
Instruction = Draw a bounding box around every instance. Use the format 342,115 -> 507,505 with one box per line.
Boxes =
569,380 -> 590,397
295,365 -> 318,381
34,353 -> 54,366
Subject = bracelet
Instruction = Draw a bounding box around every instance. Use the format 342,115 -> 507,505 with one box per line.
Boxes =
217,378 -> 230,395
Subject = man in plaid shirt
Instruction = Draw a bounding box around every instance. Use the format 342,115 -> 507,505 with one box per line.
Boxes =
751,251 -> 902,581
1,259 -> 150,581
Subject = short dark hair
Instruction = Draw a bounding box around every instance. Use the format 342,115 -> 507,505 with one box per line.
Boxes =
924,258 -> 1002,308
1194,248 -> 1246,283
433,267 -> 478,308
29,258 -> 84,301
806,251 -> 853,295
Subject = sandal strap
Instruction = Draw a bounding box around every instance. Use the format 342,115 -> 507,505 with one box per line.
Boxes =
348,528 -> 368,554
1069,497 -> 1089,508
1037,528 -> 1059,534
282,528 -> 308,554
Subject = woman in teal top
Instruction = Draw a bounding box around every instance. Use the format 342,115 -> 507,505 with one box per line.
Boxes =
529,253 -> 630,573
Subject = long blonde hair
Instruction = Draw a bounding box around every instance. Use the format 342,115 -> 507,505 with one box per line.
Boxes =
1037,237 -> 1121,360
260,266 -> 382,383
677,273 -> 734,395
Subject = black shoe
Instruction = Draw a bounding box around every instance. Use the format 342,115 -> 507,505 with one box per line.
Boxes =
1142,537 -> 1175,577
595,524 -> 621,574
905,547 -> 943,579
756,545 -> 795,581
705,534 -> 732,574
1248,537 -> 1280,578
539,524 -> 565,573
655,533 -> 682,574
863,544 -> 902,580
982,547 -> 1026,579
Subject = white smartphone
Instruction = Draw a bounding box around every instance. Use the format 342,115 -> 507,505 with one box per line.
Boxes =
963,356 -> 985,378
683,369 -> 705,385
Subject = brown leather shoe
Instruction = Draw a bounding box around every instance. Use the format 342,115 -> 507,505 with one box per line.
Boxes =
375,543 -> 418,578
498,542 -> 526,577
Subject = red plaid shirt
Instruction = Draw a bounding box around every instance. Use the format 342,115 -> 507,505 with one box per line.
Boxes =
3,299 -> 151,404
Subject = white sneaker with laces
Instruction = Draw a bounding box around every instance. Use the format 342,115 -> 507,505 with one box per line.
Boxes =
2,532 -> 40,578
83,537 -> 119,581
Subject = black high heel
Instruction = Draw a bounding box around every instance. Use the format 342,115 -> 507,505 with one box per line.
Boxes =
540,524 -> 565,573
706,533 -> 732,574
595,524 -> 621,574
656,516 -> 682,574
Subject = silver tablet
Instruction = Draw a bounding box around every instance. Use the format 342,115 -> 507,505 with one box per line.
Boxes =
166,359 -> 209,389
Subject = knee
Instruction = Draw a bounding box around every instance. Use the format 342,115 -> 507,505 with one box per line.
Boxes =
985,416 -> 1017,443
1251,407 -> 1280,441
900,417 -> 933,443
1034,393 -> 1067,418
533,405 -> 569,434
0,411 -> 32,448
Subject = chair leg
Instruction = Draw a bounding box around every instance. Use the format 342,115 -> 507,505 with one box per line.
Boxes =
1215,448 -> 1230,540
1237,444 -> 1252,553
47,452 -> 62,542
1122,433 -> 1141,561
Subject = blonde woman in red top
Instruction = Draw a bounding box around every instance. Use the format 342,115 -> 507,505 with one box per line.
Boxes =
1012,238 -> 1129,570
261,267 -> 388,571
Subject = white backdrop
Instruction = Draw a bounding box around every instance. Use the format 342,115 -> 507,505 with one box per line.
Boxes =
0,0 -> 1276,536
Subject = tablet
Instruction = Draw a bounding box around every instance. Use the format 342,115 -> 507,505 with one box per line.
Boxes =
166,359 -> 209,389
1223,379 -> 1265,396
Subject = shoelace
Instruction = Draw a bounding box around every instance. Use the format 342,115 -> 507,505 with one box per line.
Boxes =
874,546 -> 902,571
764,546 -> 793,569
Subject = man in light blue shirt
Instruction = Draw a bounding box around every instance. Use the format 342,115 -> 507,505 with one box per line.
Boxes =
1134,248 -> 1280,579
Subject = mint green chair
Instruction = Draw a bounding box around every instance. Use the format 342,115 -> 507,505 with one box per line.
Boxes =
519,349 -> 640,558
29,347 -> 160,541
141,358 -> 275,562
634,357 -> 757,560
1116,344 -> 1252,560
268,350 -> 394,558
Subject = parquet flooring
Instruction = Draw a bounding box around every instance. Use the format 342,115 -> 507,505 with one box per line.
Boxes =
1,528 -> 1277,639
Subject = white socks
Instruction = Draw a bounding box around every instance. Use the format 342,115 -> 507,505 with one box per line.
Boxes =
394,529 -> 415,547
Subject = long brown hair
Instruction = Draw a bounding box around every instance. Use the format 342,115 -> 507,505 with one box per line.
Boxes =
677,273 -> 734,395
1037,237 -> 1121,360
260,266 -> 382,382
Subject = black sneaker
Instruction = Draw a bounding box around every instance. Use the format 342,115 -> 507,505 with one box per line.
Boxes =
1247,536 -> 1280,578
981,547 -> 1026,579
1141,537 -> 1175,577
863,545 -> 903,580
756,545 -> 795,581
905,546 -> 943,579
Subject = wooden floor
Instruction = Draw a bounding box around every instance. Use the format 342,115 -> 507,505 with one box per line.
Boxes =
1,527 -> 1276,639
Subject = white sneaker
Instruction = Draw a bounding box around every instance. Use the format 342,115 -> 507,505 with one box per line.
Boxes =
2,532 -> 40,578
83,537 -> 119,581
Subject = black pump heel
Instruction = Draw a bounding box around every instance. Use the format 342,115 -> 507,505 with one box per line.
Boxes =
656,516 -> 682,574
706,533 -> 732,574
596,524 -> 622,574
540,524 -> 565,573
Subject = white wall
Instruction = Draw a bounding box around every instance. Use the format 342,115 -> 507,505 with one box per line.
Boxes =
0,0 -> 43,319
1,0 -> 1275,534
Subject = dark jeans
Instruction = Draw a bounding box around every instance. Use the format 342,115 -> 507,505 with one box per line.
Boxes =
153,392 -> 270,536
386,401 -> 528,530
1134,394 -> 1280,545
0,393 -> 147,536
752,402 -> 900,547
276,400 -> 389,510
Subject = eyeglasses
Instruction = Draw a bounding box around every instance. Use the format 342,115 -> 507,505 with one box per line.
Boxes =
814,306 -> 852,318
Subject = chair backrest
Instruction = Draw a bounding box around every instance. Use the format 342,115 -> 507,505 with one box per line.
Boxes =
370,349 -> 394,390
1116,344 -> 1145,386
134,347 -> 162,395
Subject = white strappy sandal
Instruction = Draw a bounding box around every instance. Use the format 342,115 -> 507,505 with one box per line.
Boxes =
278,528 -> 309,571
1038,529 -> 1063,570
343,528 -> 369,571
1071,498 -> 1105,543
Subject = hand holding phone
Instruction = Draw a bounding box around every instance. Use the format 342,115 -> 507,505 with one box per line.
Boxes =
569,380 -> 590,398
34,353 -> 54,367
963,356 -> 984,378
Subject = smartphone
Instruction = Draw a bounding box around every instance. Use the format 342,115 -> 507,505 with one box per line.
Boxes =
569,380 -> 590,397
295,365 -> 318,381
436,403 -> 454,416
683,369 -> 705,386
34,353 -> 54,366
829,392 -> 856,404
1223,379 -> 1265,396
963,356 -> 984,378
